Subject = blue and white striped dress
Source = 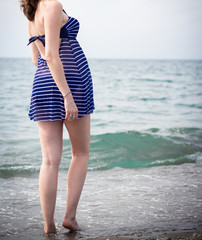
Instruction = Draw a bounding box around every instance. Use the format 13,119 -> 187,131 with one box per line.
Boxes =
27,15 -> 95,121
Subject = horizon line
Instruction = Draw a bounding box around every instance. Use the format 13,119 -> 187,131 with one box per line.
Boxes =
0,57 -> 202,61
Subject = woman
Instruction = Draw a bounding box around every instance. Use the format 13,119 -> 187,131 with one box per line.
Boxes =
20,0 -> 95,234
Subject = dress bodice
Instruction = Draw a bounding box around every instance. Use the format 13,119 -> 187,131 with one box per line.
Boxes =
27,15 -> 80,47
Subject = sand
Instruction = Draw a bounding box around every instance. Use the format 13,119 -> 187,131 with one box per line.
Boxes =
92,231 -> 202,240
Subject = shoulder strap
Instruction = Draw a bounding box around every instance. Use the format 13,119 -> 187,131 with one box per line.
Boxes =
63,9 -> 68,15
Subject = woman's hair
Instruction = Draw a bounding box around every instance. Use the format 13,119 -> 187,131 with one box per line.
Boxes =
20,0 -> 40,21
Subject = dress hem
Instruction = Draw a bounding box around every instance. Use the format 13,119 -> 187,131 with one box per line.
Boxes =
28,109 -> 94,122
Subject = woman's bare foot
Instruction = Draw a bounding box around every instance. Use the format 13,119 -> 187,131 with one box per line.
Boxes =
62,217 -> 80,231
44,222 -> 57,234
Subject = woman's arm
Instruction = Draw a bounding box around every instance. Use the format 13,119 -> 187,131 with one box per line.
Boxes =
29,42 -> 40,67
28,21 -> 40,67
43,1 -> 78,120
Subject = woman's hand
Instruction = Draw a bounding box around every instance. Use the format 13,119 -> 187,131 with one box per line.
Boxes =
64,94 -> 78,121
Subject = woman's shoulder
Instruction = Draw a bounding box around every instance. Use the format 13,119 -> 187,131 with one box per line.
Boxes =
40,0 -> 63,13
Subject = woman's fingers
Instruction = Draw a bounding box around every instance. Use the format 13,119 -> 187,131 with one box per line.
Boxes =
65,111 -> 68,119
64,97 -> 78,121
72,109 -> 78,120
72,112 -> 78,120
66,109 -> 78,121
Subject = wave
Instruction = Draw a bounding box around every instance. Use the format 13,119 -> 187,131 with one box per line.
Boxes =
89,128 -> 202,170
0,128 -> 202,178
137,78 -> 173,83
0,164 -> 39,179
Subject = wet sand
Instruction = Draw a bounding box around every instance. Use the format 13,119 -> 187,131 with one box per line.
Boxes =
92,232 -> 202,240
43,230 -> 202,240
0,163 -> 202,240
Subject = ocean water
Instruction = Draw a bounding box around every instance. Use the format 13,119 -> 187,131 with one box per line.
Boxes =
0,58 -> 202,176
0,58 -> 202,239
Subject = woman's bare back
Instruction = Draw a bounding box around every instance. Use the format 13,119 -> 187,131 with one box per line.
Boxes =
28,0 -> 69,58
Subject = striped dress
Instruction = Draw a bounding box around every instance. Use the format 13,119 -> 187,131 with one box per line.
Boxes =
27,14 -> 95,121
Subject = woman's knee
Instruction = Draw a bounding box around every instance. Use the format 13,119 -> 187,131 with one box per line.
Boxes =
71,152 -> 89,165
41,154 -> 61,169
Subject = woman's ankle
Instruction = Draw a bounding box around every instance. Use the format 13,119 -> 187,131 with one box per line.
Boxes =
62,217 -> 79,231
44,222 -> 56,234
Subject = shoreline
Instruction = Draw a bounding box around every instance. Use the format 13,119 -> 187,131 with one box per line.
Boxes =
1,164 -> 202,240
92,231 -> 202,240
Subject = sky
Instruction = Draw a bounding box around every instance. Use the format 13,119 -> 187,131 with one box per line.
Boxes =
0,0 -> 202,59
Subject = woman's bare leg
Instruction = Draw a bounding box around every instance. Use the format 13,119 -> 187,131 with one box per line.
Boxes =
38,121 -> 63,233
62,114 -> 90,230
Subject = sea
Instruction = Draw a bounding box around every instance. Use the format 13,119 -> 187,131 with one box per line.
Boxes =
0,58 -> 202,239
